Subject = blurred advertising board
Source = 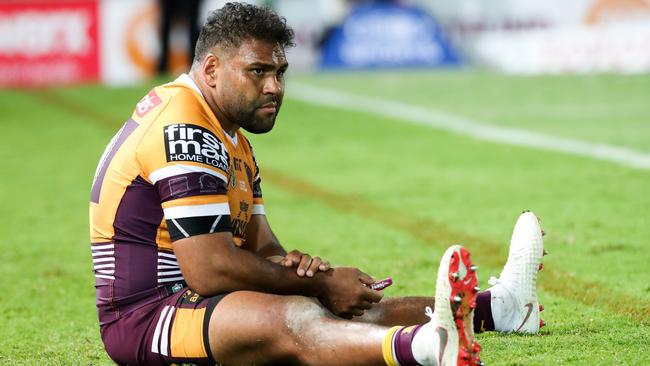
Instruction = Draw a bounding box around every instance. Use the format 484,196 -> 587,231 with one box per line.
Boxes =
421,0 -> 650,74
0,0 -> 226,87
473,21 -> 650,74
320,3 -> 461,69
99,0 -> 160,85
0,0 -> 100,87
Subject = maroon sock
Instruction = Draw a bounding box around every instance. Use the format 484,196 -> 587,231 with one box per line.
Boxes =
392,325 -> 424,366
473,291 -> 495,333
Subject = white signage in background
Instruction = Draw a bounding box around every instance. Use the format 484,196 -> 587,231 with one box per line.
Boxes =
474,21 -> 650,74
426,0 -> 650,74
0,10 -> 92,57
275,0 -> 347,72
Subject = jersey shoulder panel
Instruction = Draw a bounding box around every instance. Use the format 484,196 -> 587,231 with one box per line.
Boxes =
132,84 -> 234,241
135,85 -> 231,186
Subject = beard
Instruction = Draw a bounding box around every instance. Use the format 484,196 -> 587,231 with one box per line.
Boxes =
228,95 -> 280,134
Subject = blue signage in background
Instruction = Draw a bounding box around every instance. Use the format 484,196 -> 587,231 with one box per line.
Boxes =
320,3 -> 461,69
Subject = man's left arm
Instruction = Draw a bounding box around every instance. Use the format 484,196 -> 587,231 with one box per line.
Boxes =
243,214 -> 330,277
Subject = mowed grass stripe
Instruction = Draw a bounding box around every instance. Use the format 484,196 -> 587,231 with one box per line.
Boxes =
31,88 -> 650,325
261,169 -> 650,324
288,83 -> 650,170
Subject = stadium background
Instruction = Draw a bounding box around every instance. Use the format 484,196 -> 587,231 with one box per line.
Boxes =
1,0 -> 649,364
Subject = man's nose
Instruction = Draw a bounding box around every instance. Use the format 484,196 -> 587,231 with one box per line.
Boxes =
262,75 -> 282,95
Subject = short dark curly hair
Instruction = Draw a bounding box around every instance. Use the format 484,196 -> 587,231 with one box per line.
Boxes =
193,2 -> 295,63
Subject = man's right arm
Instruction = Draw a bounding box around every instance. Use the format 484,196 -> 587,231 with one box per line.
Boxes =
136,117 -> 380,316
173,232 -> 383,318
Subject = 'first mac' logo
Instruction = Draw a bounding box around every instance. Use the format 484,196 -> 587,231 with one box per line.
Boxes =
163,124 -> 229,172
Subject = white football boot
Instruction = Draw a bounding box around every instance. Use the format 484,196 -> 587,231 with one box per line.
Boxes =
413,245 -> 482,366
488,211 -> 546,333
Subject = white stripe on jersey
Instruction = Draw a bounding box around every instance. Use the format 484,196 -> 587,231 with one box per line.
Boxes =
92,243 -> 115,280
91,243 -> 114,251
149,164 -> 228,185
252,204 -> 265,215
175,74 -> 204,97
209,215 -> 222,233
158,270 -> 183,276
163,202 -> 230,219
158,258 -> 179,266
158,252 -> 177,260
160,306 -> 176,356
157,251 -> 183,284
157,265 -> 179,270
95,274 -> 115,280
93,257 -> 115,263
170,219 -> 190,238
151,305 -> 170,354
92,251 -> 114,257
158,276 -> 185,284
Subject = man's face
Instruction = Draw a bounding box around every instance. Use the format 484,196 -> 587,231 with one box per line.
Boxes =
213,38 -> 288,134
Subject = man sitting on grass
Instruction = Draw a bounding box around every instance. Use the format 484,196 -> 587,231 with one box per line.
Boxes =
89,3 -> 546,365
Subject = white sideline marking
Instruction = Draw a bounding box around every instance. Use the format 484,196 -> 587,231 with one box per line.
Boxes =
287,83 -> 650,170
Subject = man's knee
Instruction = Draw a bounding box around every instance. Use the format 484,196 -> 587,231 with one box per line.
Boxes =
208,293 -> 331,364
284,296 -> 330,335
282,296 -> 336,365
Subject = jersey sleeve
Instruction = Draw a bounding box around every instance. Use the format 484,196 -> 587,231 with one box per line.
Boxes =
137,118 -> 233,242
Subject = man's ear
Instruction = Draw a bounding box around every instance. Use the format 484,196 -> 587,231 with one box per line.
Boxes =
202,54 -> 219,87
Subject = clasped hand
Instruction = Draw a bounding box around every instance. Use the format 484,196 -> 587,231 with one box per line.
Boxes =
268,251 -> 382,318
269,249 -> 331,277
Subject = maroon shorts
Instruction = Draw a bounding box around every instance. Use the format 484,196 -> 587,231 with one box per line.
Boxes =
100,288 -> 227,366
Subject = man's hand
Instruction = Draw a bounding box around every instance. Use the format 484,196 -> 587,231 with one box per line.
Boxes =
318,267 -> 383,319
270,250 -> 331,277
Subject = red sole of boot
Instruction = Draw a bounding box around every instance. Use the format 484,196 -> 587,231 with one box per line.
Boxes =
448,247 -> 482,366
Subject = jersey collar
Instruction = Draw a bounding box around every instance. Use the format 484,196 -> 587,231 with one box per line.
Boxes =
174,73 -> 238,147
175,73 -> 203,97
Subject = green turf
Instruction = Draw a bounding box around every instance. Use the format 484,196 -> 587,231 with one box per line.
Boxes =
0,70 -> 649,365
294,71 -> 650,152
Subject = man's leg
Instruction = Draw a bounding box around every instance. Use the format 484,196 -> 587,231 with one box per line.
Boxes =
207,245 -> 482,366
355,294 -> 495,333
208,291 -> 386,365
354,296 -> 432,326
358,211 -> 546,335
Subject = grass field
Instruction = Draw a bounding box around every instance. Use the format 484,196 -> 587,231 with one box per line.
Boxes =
1,70 -> 649,365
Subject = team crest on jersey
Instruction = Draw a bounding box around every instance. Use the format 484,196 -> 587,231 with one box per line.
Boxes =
164,124 -> 229,172
229,164 -> 236,188
135,90 -> 162,117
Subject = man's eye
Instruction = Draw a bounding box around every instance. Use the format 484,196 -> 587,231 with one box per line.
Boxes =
252,68 -> 264,75
277,69 -> 286,78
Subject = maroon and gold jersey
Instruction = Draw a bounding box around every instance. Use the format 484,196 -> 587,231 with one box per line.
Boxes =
89,74 -> 264,325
